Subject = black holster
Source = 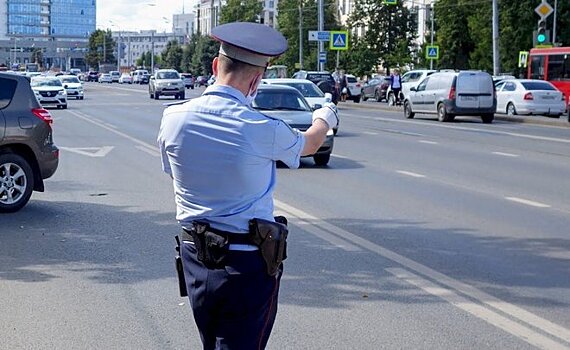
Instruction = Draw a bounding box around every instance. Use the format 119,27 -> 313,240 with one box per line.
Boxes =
186,221 -> 229,269
174,236 -> 188,297
249,216 -> 288,276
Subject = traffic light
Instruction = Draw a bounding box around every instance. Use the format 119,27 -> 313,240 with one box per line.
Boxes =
537,20 -> 547,44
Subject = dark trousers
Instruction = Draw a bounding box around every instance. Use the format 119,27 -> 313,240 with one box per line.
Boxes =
392,88 -> 402,103
181,242 -> 282,350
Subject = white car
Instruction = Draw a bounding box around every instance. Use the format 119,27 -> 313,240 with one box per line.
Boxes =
262,78 -> 339,134
30,76 -> 67,109
58,75 -> 84,100
119,73 -> 133,84
345,74 -> 362,103
495,79 -> 565,118
386,69 -> 436,106
99,73 -> 112,83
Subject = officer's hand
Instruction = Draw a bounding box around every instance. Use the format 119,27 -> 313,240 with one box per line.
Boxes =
312,103 -> 339,130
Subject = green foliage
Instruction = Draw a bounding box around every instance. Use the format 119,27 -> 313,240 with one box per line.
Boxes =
85,29 -> 116,68
433,0 -> 473,70
220,0 -> 263,23
191,35 -> 219,76
347,0 -> 416,75
161,40 -> 184,71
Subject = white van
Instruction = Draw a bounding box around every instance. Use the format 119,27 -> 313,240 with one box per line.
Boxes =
403,71 -> 496,123
132,69 -> 149,84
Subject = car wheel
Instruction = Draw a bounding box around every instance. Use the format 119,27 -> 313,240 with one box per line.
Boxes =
0,153 -> 35,213
375,91 -> 382,102
481,114 -> 494,123
404,101 -> 415,119
438,103 -> 453,122
387,93 -> 395,106
154,92 -> 160,100
191,86 -> 194,90
507,103 -> 517,116
313,153 -> 331,166
80,96 -> 84,100
353,95 -> 361,103
62,105 -> 67,110
549,114 -> 562,119
361,90 -> 368,101
179,92 -> 185,100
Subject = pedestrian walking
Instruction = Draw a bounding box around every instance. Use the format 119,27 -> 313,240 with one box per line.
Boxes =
339,69 -> 349,102
158,22 -> 338,350
390,68 -> 402,105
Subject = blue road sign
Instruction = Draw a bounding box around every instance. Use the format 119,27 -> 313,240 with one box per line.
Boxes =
425,45 -> 440,60
319,51 -> 327,63
330,31 -> 349,50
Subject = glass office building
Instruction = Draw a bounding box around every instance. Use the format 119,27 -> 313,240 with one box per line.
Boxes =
7,0 -> 96,38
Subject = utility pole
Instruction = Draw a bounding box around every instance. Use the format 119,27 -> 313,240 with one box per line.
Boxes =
151,31 -> 154,73
317,0 -> 324,71
553,0 -> 558,44
117,31 -> 121,71
430,4 -> 434,70
492,0 -> 500,76
299,3 -> 303,69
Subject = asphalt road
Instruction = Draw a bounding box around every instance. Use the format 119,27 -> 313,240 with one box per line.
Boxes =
1,82 -> 570,349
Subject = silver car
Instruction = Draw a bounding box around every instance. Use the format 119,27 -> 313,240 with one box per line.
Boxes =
58,75 -> 84,100
252,85 -> 334,166
149,69 -> 185,100
495,79 -> 565,118
30,77 -> 68,109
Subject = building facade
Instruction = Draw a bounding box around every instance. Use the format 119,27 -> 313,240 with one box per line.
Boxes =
111,30 -> 186,69
195,0 -> 278,35
0,0 -> 96,70
173,13 -> 195,39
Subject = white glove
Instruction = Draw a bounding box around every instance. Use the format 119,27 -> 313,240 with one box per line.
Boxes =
312,103 -> 339,130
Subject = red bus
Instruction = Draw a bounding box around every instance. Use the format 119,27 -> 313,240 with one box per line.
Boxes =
528,47 -> 570,107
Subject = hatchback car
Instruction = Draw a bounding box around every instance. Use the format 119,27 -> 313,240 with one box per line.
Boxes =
361,76 -> 391,102
262,78 -> 339,134
119,73 -> 133,84
495,79 -> 565,118
180,73 -> 195,89
403,71 -> 496,123
58,74 -> 84,100
0,73 -> 59,212
30,77 -> 68,109
149,69 -> 185,100
109,71 -> 121,83
252,85 -> 334,166
98,73 -> 112,83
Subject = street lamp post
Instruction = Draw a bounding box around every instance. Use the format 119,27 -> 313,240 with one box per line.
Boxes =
109,21 -> 121,71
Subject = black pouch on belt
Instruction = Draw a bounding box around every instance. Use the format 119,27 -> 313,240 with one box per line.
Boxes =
249,217 -> 288,276
186,221 -> 229,269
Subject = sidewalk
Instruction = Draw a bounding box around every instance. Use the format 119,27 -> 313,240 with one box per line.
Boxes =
337,101 -> 570,128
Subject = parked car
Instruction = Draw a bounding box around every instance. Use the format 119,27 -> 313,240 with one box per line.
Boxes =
58,74 -> 84,100
180,73 -> 195,89
0,72 -> 59,212
119,73 -> 133,84
30,76 -> 68,109
344,74 -> 362,103
361,76 -> 391,102
98,73 -> 112,83
262,78 -> 339,135
132,69 -> 149,84
403,70 -> 496,123
69,68 -> 81,76
386,69 -> 436,106
149,69 -> 185,100
492,75 -> 516,85
87,71 -> 99,82
252,84 -> 334,166
495,79 -> 565,118
292,70 -> 339,104
109,71 -> 121,83
195,75 -> 208,87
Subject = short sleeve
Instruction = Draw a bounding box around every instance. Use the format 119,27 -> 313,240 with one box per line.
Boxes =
157,113 -> 173,176
271,120 -> 305,169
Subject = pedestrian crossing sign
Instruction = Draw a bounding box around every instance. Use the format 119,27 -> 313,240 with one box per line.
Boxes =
330,31 -> 349,51
425,45 -> 439,60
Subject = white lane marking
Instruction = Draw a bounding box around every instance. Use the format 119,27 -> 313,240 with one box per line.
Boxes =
135,145 -> 161,157
397,170 -> 426,178
343,112 -> 570,144
59,146 -> 114,158
275,199 -> 570,345
419,140 -> 438,145
492,151 -> 519,157
505,197 -> 551,208
386,268 -> 570,350
363,131 -> 378,135
331,154 -> 351,160
102,122 -> 118,129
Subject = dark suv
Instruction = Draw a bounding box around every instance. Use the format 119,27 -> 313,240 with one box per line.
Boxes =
0,73 -> 59,212
292,70 -> 339,104
87,71 -> 99,82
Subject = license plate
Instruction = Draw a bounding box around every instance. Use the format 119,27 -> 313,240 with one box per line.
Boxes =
461,96 -> 477,101
542,96 -> 555,100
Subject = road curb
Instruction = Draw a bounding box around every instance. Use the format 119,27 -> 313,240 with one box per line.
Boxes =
337,101 -> 570,127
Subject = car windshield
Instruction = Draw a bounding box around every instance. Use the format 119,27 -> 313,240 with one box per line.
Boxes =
61,77 -> 80,83
157,71 -> 179,79
347,76 -> 357,83
278,82 -> 324,98
521,81 -> 556,91
31,78 -> 62,87
307,74 -> 333,83
253,90 -> 310,111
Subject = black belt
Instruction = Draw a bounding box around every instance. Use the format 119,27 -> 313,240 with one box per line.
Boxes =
181,227 -> 253,245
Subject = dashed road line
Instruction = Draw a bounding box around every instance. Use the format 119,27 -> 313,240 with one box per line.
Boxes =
505,196 -> 551,208
397,170 -> 426,178
331,154 -> 351,160
363,131 -> 378,135
492,151 -> 519,157
418,140 -> 438,145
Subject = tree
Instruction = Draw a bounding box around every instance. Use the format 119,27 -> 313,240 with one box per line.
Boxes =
348,0 -> 416,74
432,0 -> 473,70
220,0 -> 263,24
162,40 -> 184,71
181,34 -> 199,73
85,29 -> 116,68
191,35 -> 219,76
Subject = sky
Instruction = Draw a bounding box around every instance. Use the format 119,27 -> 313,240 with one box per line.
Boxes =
97,0 -> 195,33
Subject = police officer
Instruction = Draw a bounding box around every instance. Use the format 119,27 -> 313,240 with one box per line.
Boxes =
158,22 -> 338,350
